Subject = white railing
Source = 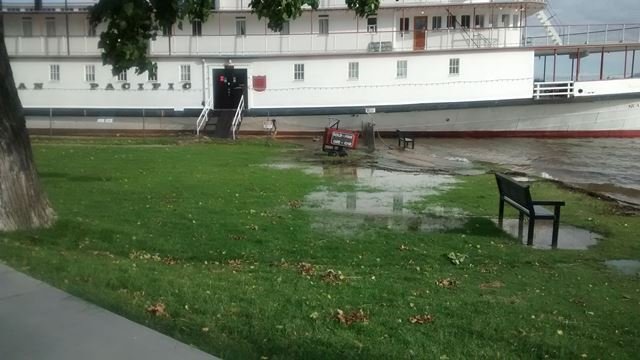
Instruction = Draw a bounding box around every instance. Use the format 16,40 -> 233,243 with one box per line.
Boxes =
5,24 -> 640,57
215,0 -> 547,10
231,95 -> 244,140
195,93 -> 214,136
533,81 -> 574,100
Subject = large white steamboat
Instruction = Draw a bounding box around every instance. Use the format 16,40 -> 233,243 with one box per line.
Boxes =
2,0 -> 640,137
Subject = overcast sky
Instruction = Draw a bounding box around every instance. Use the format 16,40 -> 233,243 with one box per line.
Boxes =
545,0 -> 640,24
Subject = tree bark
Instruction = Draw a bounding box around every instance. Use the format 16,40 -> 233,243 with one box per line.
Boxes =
0,25 -> 56,231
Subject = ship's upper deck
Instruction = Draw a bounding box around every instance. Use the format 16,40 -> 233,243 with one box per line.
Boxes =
0,0 -> 547,12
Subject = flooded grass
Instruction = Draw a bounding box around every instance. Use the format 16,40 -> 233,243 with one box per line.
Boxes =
605,260 -> 640,276
1,139 -> 639,359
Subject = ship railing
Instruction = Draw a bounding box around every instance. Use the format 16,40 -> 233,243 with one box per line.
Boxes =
214,0 -> 547,11
196,93 -> 214,136
231,95 -> 245,140
4,24 -> 640,57
533,81 -> 575,100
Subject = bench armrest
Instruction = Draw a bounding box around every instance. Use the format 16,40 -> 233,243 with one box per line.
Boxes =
532,200 -> 565,207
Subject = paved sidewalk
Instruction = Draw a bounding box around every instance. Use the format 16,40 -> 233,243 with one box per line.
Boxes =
0,263 -> 219,360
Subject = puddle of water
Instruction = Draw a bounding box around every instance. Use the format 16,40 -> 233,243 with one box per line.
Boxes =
268,161 -> 465,234
605,260 -> 640,276
310,212 -> 468,237
494,218 -> 600,250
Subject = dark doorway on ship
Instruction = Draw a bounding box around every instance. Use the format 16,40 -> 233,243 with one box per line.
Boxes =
211,66 -> 247,137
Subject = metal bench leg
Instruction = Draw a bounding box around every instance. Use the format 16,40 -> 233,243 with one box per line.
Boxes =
551,207 -> 561,249
527,218 -> 535,246
410,140 -> 415,149
498,199 -> 505,227
518,212 -> 524,241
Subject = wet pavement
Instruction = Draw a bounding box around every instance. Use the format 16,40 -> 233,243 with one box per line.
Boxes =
605,260 -> 640,276
494,218 -> 601,250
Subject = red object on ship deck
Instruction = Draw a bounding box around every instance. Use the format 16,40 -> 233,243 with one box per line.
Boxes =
322,120 -> 359,157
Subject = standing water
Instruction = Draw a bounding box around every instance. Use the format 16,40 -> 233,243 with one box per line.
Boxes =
421,138 -> 640,207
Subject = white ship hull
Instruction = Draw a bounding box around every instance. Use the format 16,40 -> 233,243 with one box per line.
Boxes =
26,93 -> 640,137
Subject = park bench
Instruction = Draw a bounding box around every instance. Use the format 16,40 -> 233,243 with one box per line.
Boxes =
495,173 -> 565,248
396,130 -> 415,149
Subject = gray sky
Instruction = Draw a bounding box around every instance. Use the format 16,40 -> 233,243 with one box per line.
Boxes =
548,0 -> 640,24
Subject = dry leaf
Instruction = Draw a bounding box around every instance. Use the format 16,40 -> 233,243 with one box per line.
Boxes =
321,269 -> 345,284
298,262 -> 315,276
146,303 -> 168,317
288,200 -> 302,209
409,314 -> 434,324
436,278 -> 457,289
228,259 -> 242,268
336,309 -> 368,325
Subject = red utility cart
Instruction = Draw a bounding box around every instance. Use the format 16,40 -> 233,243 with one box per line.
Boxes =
322,120 -> 359,157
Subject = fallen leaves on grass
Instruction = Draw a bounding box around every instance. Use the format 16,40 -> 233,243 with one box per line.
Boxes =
409,314 -> 434,324
146,303 -> 168,317
447,252 -> 467,265
230,234 -> 247,241
288,200 -> 303,209
298,262 -> 315,276
436,278 -> 458,289
129,250 -> 178,266
336,309 -> 368,325
228,259 -> 243,268
321,269 -> 346,285
480,281 -> 505,289
399,244 -> 410,251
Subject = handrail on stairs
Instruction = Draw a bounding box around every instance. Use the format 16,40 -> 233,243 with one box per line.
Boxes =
196,94 -> 214,136
231,95 -> 245,140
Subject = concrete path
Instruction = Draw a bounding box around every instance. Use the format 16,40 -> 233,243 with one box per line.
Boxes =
0,263 -> 219,360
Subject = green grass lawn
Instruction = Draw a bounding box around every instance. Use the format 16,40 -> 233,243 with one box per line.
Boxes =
1,138 -> 639,359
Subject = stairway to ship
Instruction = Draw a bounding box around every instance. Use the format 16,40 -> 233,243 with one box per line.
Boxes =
535,10 -> 563,46
202,110 -> 235,138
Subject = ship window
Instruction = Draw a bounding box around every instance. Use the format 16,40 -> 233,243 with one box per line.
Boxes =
180,65 -> 191,82
449,58 -> 460,75
399,17 -> 409,33
162,24 -> 173,36
280,21 -> 290,35
501,14 -> 510,27
22,17 -> 33,37
348,62 -> 359,80
397,60 -> 407,79
46,17 -> 56,37
236,17 -> 246,36
49,64 -> 60,81
148,67 -> 158,81
446,15 -> 457,29
367,17 -> 377,33
318,16 -> 329,35
475,15 -> 485,28
84,65 -> 95,82
294,63 -> 304,81
460,15 -> 471,29
432,16 -> 442,30
192,20 -> 202,36
117,71 -> 127,81
87,18 -> 97,36
491,14 -> 499,28
513,14 -> 520,27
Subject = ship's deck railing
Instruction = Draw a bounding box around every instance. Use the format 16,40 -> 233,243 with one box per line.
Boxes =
533,81 -> 574,100
5,24 -> 640,57
215,0 -> 547,11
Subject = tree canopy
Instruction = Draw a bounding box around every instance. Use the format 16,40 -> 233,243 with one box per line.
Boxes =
89,0 -> 379,75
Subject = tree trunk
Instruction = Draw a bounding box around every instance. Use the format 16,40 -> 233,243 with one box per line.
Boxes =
0,25 -> 56,231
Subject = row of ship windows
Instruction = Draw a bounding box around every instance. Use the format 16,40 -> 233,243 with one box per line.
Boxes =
17,13 -> 518,38
292,58 -> 460,81
47,64 -> 192,82
45,59 -> 461,83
